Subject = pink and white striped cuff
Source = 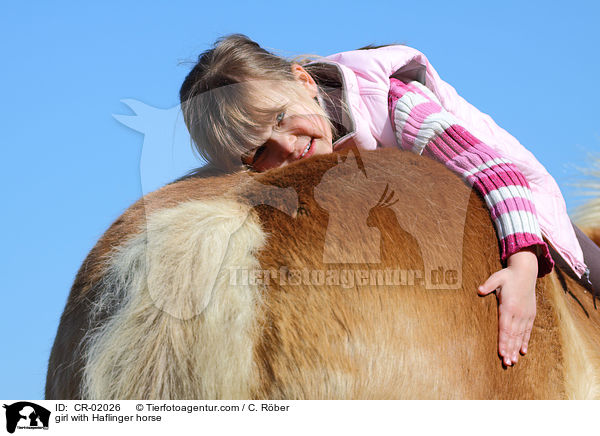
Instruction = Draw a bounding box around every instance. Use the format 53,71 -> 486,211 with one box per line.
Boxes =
389,78 -> 554,276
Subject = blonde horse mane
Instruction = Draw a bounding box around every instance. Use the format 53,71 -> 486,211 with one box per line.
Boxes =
571,154 -> 600,245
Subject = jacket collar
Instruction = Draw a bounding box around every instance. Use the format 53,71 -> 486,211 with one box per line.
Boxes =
304,62 -> 356,149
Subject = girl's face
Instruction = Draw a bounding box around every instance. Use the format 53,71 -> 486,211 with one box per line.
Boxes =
241,66 -> 334,172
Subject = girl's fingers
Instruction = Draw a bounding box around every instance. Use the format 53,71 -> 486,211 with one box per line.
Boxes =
479,269 -> 535,366
521,321 -> 533,355
505,329 -> 517,366
512,318 -> 528,363
498,311 -> 513,365
500,311 -> 530,366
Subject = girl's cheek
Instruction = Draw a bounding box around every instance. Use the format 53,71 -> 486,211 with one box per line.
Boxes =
307,116 -> 327,138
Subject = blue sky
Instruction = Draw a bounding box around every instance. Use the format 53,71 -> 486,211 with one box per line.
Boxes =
1,1 -> 599,399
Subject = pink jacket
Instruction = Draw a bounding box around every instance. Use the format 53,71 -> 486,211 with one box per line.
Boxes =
316,45 -> 586,278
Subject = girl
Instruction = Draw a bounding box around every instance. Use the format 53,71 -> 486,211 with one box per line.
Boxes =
179,34 -> 598,367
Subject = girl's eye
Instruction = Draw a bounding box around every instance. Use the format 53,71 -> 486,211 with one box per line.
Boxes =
242,113 -> 284,169
276,111 -> 285,126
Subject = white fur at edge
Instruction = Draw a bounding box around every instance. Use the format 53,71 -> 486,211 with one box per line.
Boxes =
573,193 -> 600,228
548,273 -> 600,399
82,199 -> 266,399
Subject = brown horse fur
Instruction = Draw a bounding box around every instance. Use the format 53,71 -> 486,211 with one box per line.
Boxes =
579,227 -> 600,249
46,149 -> 600,399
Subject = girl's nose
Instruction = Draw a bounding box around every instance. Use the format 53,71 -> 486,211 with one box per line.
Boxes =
268,130 -> 297,156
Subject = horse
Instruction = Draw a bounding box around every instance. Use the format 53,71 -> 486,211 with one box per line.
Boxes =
45,148 -> 600,399
572,156 -> 600,247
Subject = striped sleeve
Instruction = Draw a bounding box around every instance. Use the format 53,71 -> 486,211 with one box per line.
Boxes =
388,78 -> 554,277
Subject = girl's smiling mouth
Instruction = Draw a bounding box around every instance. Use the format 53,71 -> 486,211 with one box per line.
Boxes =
299,138 -> 313,159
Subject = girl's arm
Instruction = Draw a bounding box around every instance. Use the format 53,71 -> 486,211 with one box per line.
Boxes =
388,78 -> 553,365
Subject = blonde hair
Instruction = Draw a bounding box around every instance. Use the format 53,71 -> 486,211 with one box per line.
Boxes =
180,34 -> 334,172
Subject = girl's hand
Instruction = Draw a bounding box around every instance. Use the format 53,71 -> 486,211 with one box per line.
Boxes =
477,247 -> 539,366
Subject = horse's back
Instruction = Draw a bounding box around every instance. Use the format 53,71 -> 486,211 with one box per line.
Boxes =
46,149 -> 600,399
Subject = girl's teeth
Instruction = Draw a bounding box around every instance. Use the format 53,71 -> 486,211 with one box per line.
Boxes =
301,140 -> 312,158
